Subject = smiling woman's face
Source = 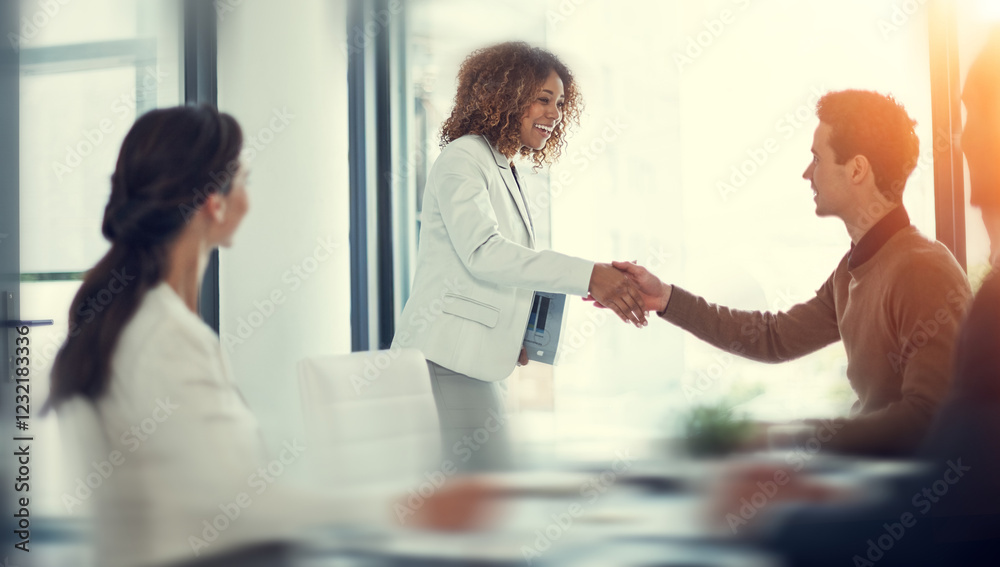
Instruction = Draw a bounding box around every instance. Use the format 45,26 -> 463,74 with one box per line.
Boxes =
518,70 -> 565,151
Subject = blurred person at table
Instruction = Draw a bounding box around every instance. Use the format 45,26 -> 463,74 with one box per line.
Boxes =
712,32 -> 1000,567
593,89 -> 972,457
392,42 -> 646,472
45,105 -> 493,567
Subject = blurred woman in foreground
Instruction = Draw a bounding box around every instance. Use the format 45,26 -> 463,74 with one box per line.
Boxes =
48,105 -> 487,567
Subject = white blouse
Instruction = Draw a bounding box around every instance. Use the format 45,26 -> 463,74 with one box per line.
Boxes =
91,282 -> 309,566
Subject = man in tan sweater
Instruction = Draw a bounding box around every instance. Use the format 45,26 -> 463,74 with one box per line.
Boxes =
607,90 -> 971,456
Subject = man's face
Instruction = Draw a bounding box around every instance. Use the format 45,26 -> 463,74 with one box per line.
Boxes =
802,122 -> 853,218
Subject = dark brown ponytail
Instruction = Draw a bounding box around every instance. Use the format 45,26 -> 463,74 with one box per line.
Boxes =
46,104 -> 243,409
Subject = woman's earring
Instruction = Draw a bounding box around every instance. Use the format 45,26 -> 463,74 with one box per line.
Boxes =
207,193 -> 226,223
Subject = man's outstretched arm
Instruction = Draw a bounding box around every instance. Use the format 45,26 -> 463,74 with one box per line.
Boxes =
602,261 -> 842,363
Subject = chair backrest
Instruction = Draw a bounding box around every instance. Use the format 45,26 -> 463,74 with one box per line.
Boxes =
54,396 -> 111,518
297,348 -> 441,488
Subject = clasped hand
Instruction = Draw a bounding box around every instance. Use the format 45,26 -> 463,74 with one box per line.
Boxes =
585,261 -> 671,324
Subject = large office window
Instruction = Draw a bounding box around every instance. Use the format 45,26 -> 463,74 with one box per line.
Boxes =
15,0 -> 354,540
402,0 -> 950,462
18,0 -> 182,519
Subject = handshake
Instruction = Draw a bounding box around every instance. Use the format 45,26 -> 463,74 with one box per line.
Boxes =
585,261 -> 673,328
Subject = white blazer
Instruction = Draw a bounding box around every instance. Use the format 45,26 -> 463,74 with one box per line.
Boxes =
90,283 -> 383,566
393,134 -> 594,382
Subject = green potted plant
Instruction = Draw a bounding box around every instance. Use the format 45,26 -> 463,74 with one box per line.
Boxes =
682,402 -> 753,457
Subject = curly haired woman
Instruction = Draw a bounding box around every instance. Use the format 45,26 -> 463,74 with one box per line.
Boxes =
392,42 -> 645,472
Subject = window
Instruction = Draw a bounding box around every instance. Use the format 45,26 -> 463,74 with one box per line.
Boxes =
18,0 -> 182,520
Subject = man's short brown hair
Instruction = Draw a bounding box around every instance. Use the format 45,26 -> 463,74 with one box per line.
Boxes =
816,90 -> 920,202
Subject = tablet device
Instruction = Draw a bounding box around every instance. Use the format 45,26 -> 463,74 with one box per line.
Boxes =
523,292 -> 567,365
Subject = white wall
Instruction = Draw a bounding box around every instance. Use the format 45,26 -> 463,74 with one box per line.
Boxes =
217,0 -> 351,450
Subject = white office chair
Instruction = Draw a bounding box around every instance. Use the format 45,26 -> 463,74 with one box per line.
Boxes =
297,348 -> 442,489
54,396 -> 111,515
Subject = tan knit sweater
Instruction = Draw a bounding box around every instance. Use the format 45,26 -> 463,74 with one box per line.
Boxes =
661,226 -> 971,455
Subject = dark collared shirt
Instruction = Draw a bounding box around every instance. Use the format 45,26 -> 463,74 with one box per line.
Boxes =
848,206 -> 911,270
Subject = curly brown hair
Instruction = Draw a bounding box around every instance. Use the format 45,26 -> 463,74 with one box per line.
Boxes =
440,42 -> 582,169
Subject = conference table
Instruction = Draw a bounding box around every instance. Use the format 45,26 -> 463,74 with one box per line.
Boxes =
292,451 -> 922,566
